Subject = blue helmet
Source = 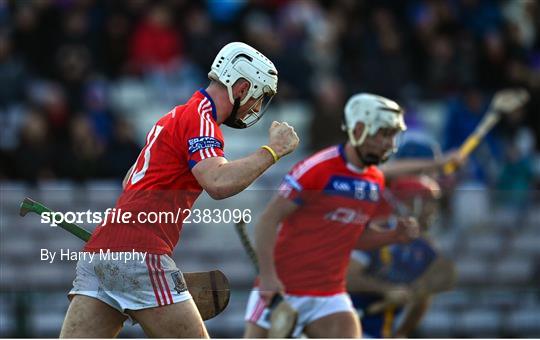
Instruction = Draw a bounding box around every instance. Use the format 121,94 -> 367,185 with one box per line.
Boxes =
395,133 -> 441,160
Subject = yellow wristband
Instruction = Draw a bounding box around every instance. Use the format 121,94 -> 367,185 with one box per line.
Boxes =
261,145 -> 279,163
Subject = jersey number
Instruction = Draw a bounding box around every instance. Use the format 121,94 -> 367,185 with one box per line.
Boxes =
130,125 -> 164,185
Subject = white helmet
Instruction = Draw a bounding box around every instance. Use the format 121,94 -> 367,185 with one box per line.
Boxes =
342,93 -> 407,147
208,42 -> 278,127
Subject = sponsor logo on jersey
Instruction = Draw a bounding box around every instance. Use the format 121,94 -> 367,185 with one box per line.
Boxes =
324,176 -> 380,202
188,136 -> 222,154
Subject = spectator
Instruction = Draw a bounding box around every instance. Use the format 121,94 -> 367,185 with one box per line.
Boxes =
13,109 -> 55,182
99,118 -> 140,179
360,7 -> 411,99
308,75 -> 346,151
54,115 -> 103,181
96,11 -> 132,78
477,31 -> 510,90
496,105 -> 536,209
84,80 -> 114,143
12,3 -> 61,78
0,0 -> 537,187
0,31 -> 27,108
129,4 -> 182,73
181,6 -> 216,72
443,86 -> 496,182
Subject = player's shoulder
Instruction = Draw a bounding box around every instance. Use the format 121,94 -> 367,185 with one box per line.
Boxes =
363,165 -> 385,184
175,90 -> 221,135
176,90 -> 211,118
365,165 -> 384,178
290,145 -> 343,180
412,236 -> 436,250
303,145 -> 342,166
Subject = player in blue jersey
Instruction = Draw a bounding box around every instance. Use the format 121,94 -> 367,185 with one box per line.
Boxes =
346,140 -> 456,338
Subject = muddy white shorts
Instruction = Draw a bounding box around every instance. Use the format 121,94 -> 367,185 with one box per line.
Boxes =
69,252 -> 192,315
244,289 -> 355,337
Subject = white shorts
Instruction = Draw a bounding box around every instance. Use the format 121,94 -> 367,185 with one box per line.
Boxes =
69,252 -> 192,317
244,289 -> 355,337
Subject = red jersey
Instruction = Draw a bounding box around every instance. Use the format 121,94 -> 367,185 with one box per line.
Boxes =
85,89 -> 224,255
274,144 -> 385,295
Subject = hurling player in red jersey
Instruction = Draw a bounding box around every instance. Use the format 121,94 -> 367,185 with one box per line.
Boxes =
61,42 -> 299,338
244,93 -> 420,338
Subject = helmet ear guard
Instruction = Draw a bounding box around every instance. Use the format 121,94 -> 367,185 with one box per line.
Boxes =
346,124 -> 370,147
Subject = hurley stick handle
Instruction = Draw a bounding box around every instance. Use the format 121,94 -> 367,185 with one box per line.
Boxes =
19,197 -> 92,242
234,221 -> 260,273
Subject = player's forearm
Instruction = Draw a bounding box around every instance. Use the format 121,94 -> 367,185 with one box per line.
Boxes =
394,298 -> 431,337
355,228 -> 399,250
204,149 -> 275,199
254,211 -> 280,278
381,159 -> 441,178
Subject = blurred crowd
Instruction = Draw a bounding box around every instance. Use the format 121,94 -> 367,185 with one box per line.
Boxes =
0,0 -> 539,188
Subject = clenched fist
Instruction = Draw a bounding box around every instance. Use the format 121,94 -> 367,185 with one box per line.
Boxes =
393,217 -> 420,244
439,149 -> 468,172
268,121 -> 300,158
259,273 -> 285,306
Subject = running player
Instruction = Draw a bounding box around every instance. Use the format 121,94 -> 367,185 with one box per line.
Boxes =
60,42 -> 299,338
244,93 -> 420,338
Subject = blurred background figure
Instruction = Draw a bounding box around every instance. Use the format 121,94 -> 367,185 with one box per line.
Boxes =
0,0 -> 539,338
347,140 -> 455,338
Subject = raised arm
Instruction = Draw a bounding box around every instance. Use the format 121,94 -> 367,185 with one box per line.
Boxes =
379,256 -> 455,336
394,297 -> 431,337
192,122 -> 299,200
192,151 -> 274,200
380,150 -> 465,179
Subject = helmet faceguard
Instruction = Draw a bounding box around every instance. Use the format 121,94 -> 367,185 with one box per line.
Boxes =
208,42 -> 278,129
223,90 -> 275,129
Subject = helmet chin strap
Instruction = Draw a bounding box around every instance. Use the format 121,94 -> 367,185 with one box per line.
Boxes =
223,98 -> 247,129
